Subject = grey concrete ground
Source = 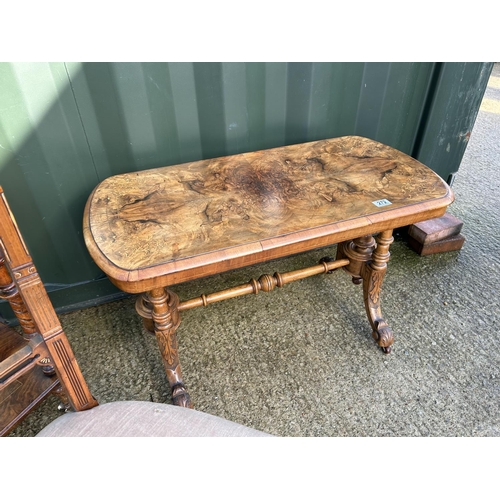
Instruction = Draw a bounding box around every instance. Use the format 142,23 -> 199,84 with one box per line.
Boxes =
10,64 -> 500,437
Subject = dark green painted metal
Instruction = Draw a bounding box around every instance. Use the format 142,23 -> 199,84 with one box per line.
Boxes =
0,63 -> 101,284
0,62 -> 492,322
412,62 -> 494,184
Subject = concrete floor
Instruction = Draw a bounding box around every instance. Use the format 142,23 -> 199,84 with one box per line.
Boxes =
10,64 -> 500,437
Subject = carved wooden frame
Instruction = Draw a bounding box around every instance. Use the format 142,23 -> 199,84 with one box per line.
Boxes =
0,187 -> 97,435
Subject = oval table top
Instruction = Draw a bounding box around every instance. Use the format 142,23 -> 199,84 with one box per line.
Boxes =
83,136 -> 453,292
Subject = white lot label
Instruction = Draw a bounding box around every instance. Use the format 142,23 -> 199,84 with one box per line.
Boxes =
372,199 -> 392,207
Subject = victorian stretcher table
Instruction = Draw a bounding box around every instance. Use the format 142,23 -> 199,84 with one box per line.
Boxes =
83,136 -> 454,408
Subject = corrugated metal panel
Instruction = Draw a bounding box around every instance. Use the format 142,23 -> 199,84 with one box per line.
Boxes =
413,62 -> 493,182
68,62 -> 437,175
0,61 -> 492,318
0,63 -> 100,284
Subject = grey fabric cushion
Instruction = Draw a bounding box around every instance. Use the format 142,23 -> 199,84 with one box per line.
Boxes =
36,401 -> 272,437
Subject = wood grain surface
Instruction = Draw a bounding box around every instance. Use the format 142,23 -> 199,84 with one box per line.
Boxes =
84,136 -> 453,291
1,186 -> 98,434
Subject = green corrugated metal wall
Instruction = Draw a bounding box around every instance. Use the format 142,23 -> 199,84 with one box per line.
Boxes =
0,62 -> 493,321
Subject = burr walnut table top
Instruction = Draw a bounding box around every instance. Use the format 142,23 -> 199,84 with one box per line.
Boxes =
83,136 -> 454,293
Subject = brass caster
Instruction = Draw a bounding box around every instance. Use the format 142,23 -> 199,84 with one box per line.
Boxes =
57,402 -> 70,412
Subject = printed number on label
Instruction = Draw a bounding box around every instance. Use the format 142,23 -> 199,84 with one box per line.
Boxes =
372,199 -> 392,207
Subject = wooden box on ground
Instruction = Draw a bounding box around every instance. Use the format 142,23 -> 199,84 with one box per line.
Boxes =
408,213 -> 465,255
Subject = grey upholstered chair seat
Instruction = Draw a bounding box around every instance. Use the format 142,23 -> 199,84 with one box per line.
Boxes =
36,401 -> 272,437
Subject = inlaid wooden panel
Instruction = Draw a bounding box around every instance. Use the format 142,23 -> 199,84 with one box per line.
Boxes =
84,136 -> 453,291
0,322 -> 27,360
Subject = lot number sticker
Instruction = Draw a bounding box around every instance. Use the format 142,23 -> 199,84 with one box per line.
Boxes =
372,199 -> 392,207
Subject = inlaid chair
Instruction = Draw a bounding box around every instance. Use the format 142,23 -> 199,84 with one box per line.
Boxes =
0,186 -> 270,437
0,186 -> 98,436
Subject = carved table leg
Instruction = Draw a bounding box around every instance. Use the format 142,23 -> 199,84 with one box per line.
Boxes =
146,287 -> 193,408
336,235 -> 376,284
362,230 -> 395,354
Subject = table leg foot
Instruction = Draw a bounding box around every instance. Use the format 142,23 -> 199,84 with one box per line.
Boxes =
172,383 -> 192,407
362,230 -> 395,353
370,319 -> 394,353
146,287 -> 193,408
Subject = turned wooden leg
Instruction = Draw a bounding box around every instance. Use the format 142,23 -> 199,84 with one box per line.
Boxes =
146,287 -> 193,408
0,256 -> 37,339
135,293 -> 155,333
336,235 -> 376,284
362,230 -> 395,354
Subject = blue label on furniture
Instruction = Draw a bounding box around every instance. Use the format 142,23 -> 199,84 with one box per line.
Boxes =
372,199 -> 392,207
